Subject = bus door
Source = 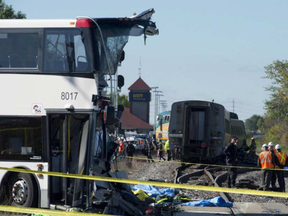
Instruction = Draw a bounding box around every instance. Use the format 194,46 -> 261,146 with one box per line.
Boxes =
183,106 -> 209,158
46,111 -> 95,207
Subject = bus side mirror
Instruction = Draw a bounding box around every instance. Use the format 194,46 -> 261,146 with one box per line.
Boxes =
105,106 -> 115,126
114,105 -> 124,128
118,75 -> 124,89
120,50 -> 125,62
117,105 -> 124,112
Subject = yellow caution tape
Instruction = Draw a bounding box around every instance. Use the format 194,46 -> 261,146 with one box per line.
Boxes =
0,205 -> 118,216
125,156 -> 288,172
0,166 -> 287,198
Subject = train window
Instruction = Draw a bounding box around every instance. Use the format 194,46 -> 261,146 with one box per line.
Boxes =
188,110 -> 205,141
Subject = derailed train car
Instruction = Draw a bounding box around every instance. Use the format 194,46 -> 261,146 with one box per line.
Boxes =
168,100 -> 245,162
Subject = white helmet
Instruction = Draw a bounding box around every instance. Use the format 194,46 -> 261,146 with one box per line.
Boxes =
275,144 -> 281,150
262,144 -> 268,148
268,142 -> 274,146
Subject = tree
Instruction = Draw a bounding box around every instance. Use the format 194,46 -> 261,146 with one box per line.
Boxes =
0,0 -> 26,19
260,60 -> 288,150
264,60 -> 288,120
245,114 -> 263,134
118,94 -> 129,108
107,93 -> 129,108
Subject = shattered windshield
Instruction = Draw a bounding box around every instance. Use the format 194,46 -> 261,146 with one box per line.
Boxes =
93,23 -> 129,76
92,18 -> 158,75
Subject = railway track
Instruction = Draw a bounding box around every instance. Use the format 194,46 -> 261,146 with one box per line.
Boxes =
175,163 -> 259,202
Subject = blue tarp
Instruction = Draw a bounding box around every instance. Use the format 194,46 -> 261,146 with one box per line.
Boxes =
132,184 -> 175,198
182,196 -> 233,207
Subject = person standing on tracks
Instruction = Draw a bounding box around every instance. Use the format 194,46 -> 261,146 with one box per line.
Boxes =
164,139 -> 171,161
223,136 -> 238,188
126,141 -> 135,168
258,144 -> 273,191
145,139 -> 155,162
274,144 -> 287,192
157,139 -> 166,161
268,142 -> 284,190
118,139 -> 125,159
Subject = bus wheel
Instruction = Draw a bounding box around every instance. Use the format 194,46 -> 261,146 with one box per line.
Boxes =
9,173 -> 37,207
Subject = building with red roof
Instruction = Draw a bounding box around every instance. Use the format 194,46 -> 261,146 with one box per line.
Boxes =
120,77 -> 153,133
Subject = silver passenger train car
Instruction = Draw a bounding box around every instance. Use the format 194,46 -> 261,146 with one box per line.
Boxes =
168,100 -> 245,162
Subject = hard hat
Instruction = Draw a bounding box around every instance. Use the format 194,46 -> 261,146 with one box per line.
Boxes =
275,144 -> 281,150
268,142 -> 274,146
262,144 -> 268,148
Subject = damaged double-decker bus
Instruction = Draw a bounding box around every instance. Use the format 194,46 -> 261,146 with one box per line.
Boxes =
0,9 -> 158,214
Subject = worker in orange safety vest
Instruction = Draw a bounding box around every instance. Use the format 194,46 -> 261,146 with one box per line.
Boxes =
258,144 -> 273,191
275,144 -> 287,192
118,139 -> 125,158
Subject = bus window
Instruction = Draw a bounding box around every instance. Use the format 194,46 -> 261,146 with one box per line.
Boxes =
0,117 -> 42,160
43,29 -> 90,73
0,33 -> 39,69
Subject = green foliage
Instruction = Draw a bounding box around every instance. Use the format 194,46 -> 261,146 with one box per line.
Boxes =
118,94 -> 129,108
245,114 -> 263,135
260,60 -> 288,151
107,93 -> 129,108
264,60 -> 288,120
0,0 -> 26,19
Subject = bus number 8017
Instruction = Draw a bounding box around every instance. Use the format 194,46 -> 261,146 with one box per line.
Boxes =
61,92 -> 78,100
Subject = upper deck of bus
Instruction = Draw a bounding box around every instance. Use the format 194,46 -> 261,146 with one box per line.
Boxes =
0,16 -> 158,116
0,17 -> 158,76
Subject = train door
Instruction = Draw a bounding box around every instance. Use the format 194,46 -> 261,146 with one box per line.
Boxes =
183,106 -> 209,160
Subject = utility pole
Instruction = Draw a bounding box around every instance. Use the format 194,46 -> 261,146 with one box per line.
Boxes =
151,87 -> 159,131
157,93 -> 164,114
232,99 -> 235,113
160,100 -> 167,112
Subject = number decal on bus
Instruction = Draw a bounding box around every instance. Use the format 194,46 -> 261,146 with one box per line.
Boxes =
61,92 -> 78,100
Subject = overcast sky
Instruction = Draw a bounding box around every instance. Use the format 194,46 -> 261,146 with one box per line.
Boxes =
8,0 -> 288,123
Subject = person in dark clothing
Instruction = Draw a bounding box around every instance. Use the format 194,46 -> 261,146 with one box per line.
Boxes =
145,140 -> 154,162
126,141 -> 135,168
224,136 -> 238,188
157,139 -> 166,161
268,142 -> 285,190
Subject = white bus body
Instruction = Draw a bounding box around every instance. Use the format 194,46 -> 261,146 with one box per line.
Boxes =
0,14 -> 158,211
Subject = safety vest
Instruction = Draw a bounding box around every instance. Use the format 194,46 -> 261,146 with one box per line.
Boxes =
164,140 -> 170,151
259,151 -> 273,169
118,141 -> 124,152
275,151 -> 287,169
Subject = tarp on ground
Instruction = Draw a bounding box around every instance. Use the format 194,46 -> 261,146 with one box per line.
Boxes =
132,184 -> 174,198
181,196 -> 233,207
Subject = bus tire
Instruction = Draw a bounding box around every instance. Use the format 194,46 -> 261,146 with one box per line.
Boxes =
8,173 -> 37,207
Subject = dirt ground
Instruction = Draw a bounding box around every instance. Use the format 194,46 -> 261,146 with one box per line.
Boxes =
111,151 -> 179,182
111,152 -> 288,206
